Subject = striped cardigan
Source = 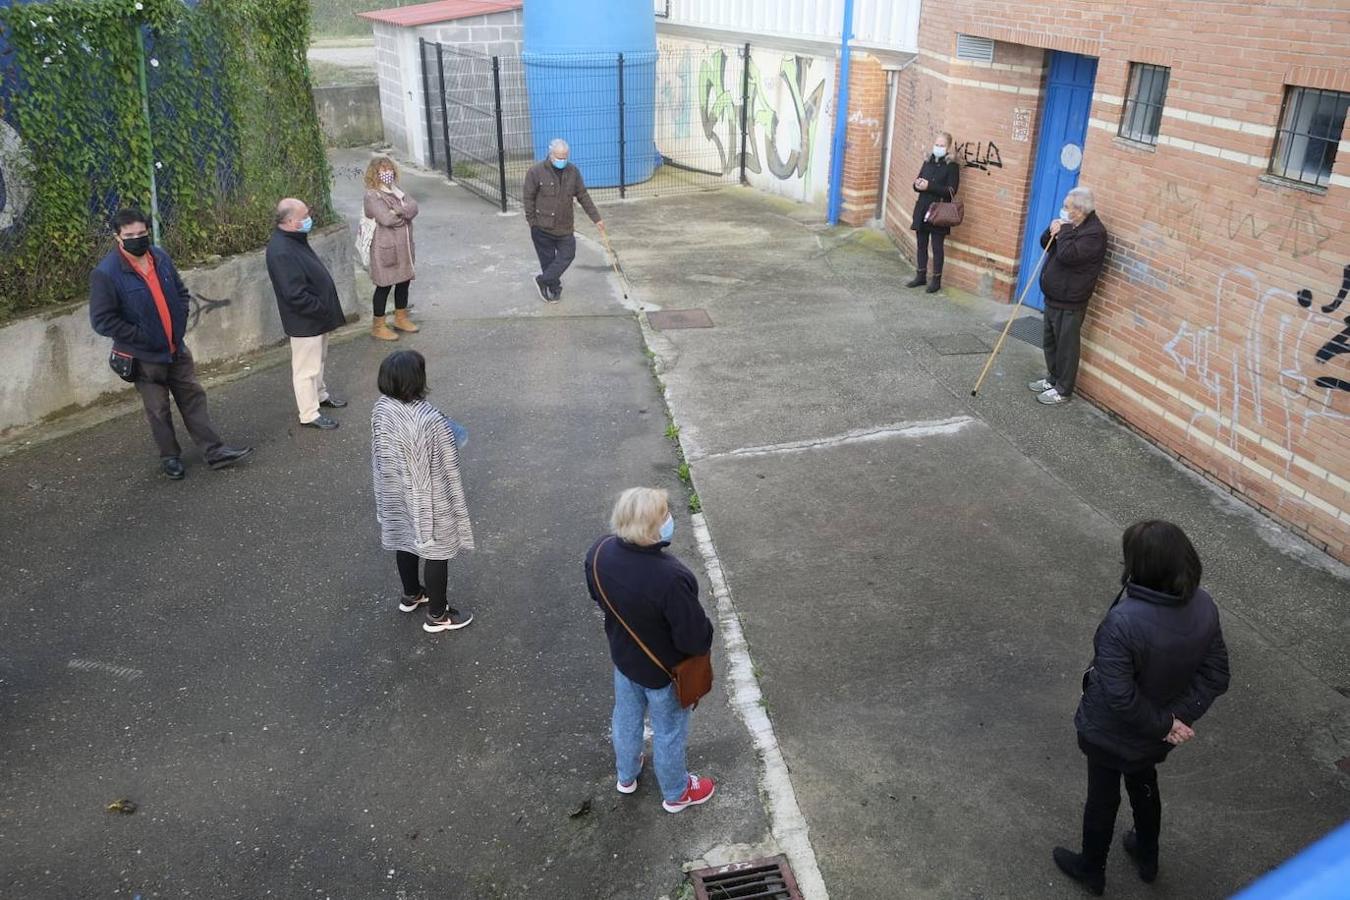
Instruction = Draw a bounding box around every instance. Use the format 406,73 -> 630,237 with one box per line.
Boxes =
371,396 -> 475,560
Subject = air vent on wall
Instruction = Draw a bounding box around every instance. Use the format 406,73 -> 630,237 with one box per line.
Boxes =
956,34 -> 995,62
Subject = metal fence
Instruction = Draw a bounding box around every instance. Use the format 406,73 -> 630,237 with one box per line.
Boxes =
419,40 -> 752,211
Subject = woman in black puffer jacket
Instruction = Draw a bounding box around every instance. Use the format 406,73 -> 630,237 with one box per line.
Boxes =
906,130 -> 961,293
1054,520 -> 1230,896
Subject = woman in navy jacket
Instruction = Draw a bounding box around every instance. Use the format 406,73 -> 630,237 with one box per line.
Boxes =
1054,520 -> 1230,895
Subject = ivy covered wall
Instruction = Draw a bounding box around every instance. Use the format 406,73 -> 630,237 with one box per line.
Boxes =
0,0 -> 334,319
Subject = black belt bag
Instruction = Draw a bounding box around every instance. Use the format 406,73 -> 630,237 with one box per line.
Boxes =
109,349 -> 138,383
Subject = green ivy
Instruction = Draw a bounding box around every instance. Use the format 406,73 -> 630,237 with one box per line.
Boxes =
0,0 -> 334,320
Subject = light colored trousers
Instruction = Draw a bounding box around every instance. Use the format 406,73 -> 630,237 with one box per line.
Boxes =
289,334 -> 331,423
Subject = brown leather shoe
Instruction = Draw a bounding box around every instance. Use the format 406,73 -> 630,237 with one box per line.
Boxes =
392,310 -> 420,333
372,318 -> 399,341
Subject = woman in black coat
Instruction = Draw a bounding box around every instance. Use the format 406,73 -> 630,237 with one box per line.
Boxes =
906,130 -> 961,293
1054,520 -> 1230,896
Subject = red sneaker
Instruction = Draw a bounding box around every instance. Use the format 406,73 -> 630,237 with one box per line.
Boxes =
662,774 -> 716,813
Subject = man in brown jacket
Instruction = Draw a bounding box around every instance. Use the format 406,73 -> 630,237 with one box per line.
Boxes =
523,138 -> 604,302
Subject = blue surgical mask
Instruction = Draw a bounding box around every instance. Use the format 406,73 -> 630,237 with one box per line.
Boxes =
1058,208 -> 1071,222
552,158 -> 567,170
298,216 -> 314,234
658,514 -> 675,542
932,145 -> 946,159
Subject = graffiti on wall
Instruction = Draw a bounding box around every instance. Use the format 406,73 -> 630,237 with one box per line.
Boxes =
1011,108 -> 1031,143
686,46 -> 827,188
1221,197 -> 1332,260
954,140 -> 1002,173
187,292 -> 233,332
1162,264 -> 1350,500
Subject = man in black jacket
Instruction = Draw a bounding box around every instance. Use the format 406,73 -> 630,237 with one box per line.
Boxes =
89,208 -> 252,480
264,198 -> 348,431
522,138 -> 604,303
1028,186 -> 1108,406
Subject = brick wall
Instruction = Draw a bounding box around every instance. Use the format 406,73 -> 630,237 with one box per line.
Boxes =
886,0 -> 1350,560
839,53 -> 889,226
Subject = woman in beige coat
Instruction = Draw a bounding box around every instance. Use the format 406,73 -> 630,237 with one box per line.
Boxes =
363,156 -> 421,340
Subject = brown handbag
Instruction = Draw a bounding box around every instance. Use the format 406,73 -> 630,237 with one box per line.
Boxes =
591,537 -> 713,709
924,187 -> 964,228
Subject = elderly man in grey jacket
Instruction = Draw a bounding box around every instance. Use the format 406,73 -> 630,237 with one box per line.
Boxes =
522,138 -> 604,303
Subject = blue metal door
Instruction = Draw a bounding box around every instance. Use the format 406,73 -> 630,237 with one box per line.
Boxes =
1016,51 -> 1098,311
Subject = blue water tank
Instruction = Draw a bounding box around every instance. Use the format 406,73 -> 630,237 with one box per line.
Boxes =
523,0 -> 657,188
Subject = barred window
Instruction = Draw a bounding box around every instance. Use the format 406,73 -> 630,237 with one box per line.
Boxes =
1269,86 -> 1349,188
1118,63 -> 1170,145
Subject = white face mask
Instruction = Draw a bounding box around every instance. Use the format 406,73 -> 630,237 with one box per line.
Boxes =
932,145 -> 947,159
1059,207 -> 1071,221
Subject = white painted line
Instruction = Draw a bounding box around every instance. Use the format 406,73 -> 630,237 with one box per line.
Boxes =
692,513 -> 830,900
67,658 -> 144,682
698,416 -> 976,461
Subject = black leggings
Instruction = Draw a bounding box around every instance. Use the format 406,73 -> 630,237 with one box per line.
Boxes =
373,281 -> 410,317
915,228 -> 946,275
1079,741 -> 1161,871
395,551 -> 448,617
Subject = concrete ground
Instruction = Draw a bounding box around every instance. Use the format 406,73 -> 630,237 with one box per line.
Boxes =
0,153 -> 768,898
602,189 -> 1350,898
1,151 -> 1346,899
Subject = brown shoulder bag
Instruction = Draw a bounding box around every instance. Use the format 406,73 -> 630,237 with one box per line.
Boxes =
924,186 -> 964,228
591,537 -> 713,709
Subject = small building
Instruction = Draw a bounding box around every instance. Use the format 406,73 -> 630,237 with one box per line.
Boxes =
359,0 -> 523,165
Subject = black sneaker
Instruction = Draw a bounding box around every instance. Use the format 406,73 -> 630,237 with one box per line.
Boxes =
424,607 -> 474,633
1052,847 -> 1105,896
535,277 -> 550,301
398,593 -> 429,613
161,457 -> 186,480
301,414 -> 339,430
547,284 -> 562,302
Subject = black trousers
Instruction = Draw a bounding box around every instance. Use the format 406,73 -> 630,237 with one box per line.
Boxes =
531,227 -> 576,289
373,280 -> 410,317
395,551 -> 449,618
915,227 -> 946,274
133,346 -> 225,462
1079,736 -> 1161,871
1043,305 -> 1086,397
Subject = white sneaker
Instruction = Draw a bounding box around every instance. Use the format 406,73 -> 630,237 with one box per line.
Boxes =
1037,388 -> 1070,405
616,753 -> 645,794
1028,378 -> 1054,393
398,594 -> 429,613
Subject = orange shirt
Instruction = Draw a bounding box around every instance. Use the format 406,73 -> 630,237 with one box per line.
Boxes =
120,248 -> 176,356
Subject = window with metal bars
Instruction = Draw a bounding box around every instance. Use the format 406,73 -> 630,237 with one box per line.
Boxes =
1118,63 -> 1170,145
1269,86 -> 1349,188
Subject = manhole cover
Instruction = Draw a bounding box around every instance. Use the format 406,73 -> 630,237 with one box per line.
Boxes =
927,333 -> 992,356
648,308 -> 714,330
991,315 -> 1043,347
691,855 -> 801,899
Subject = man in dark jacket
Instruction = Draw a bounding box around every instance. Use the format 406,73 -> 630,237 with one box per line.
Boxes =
89,208 -> 252,480
522,138 -> 604,303
1029,186 -> 1108,406
264,198 -> 348,431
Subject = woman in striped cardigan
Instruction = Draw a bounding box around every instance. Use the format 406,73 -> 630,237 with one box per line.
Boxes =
371,350 -> 475,633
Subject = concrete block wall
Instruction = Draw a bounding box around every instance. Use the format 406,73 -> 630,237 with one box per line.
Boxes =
889,0 -> 1350,560
374,23 -> 408,153
314,84 -> 384,148
0,227 -> 358,438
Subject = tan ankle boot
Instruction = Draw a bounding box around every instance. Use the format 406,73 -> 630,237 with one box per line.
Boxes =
392,309 -> 420,333
371,317 -> 399,341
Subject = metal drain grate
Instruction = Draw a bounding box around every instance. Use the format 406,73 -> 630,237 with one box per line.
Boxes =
648,308 -> 714,330
991,314 -> 1043,347
691,855 -> 802,899
927,333 -> 992,356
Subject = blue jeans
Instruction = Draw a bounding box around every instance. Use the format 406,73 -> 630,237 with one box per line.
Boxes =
612,666 -> 692,803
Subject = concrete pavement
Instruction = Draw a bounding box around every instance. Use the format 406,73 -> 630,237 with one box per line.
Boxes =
603,189 -> 1350,898
0,152 -> 769,898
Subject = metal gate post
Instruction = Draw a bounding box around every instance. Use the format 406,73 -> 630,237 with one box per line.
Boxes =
492,55 -> 509,213
419,38 -> 437,168
739,42 -> 751,185
435,44 -> 453,179
618,52 -> 626,198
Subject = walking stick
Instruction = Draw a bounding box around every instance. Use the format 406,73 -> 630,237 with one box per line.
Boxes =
970,235 -> 1055,397
600,229 -> 632,301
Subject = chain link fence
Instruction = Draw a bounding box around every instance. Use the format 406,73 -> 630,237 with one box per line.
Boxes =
419,40 -> 751,211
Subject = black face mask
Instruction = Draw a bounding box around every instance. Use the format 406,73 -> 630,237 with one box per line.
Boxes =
121,235 -> 151,257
